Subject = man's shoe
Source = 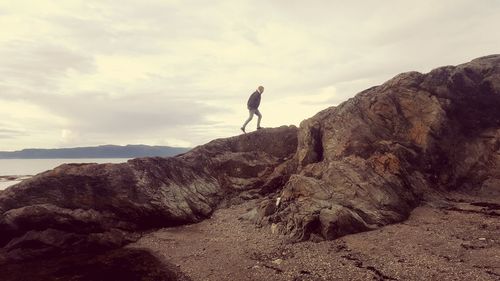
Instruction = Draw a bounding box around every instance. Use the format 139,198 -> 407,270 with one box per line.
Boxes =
257,127 -> 263,130
241,127 -> 246,133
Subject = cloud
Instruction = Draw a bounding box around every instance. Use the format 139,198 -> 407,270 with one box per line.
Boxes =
0,40 -> 95,92
0,0 -> 499,150
45,92 -> 221,133
0,128 -> 27,139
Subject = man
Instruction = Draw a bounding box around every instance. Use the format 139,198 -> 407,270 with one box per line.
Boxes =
241,86 -> 264,133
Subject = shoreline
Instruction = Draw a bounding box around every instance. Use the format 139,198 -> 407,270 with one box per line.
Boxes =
0,175 -> 33,182
0,175 -> 32,190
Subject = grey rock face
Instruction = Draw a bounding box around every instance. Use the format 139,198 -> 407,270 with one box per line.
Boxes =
0,126 -> 298,261
263,55 -> 500,241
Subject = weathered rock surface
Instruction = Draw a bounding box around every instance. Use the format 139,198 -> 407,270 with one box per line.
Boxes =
0,126 -> 297,262
1,55 -> 499,279
261,54 -> 500,241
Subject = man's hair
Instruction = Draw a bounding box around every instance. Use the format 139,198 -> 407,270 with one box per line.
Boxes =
258,86 -> 264,91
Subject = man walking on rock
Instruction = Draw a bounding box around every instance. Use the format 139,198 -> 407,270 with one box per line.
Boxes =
241,85 -> 264,133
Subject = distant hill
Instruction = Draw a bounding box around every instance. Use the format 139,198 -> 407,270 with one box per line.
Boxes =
0,145 -> 190,159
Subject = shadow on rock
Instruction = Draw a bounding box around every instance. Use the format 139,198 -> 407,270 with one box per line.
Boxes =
0,247 -> 191,281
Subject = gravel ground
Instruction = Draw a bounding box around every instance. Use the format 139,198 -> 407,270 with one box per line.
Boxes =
130,193 -> 500,281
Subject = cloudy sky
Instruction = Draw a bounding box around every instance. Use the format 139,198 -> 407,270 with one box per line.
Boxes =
0,0 -> 498,151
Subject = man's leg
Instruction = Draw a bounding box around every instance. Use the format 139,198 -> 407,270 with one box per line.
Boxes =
255,109 -> 262,129
241,109 -> 255,132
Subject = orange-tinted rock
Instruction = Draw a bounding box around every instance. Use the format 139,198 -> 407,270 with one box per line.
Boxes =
264,55 -> 500,241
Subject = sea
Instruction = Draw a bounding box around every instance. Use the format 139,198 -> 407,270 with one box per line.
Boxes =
0,158 -> 129,190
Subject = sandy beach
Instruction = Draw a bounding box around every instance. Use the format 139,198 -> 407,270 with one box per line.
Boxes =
130,192 -> 500,281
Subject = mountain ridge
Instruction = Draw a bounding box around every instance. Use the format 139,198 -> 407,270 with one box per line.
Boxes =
0,144 -> 190,159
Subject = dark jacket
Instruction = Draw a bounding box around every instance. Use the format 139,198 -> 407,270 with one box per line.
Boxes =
247,91 -> 261,109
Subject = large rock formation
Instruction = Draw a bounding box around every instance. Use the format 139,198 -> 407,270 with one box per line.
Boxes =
0,126 -> 297,261
260,54 -> 500,240
0,55 -> 499,278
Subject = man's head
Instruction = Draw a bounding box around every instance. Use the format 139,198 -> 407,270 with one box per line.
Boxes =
258,86 -> 264,93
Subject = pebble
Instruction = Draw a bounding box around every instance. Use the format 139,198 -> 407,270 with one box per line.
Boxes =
272,258 -> 283,265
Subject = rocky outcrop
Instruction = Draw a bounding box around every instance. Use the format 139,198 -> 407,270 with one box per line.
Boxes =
259,54 -> 500,241
0,55 -> 499,279
0,126 -> 297,262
